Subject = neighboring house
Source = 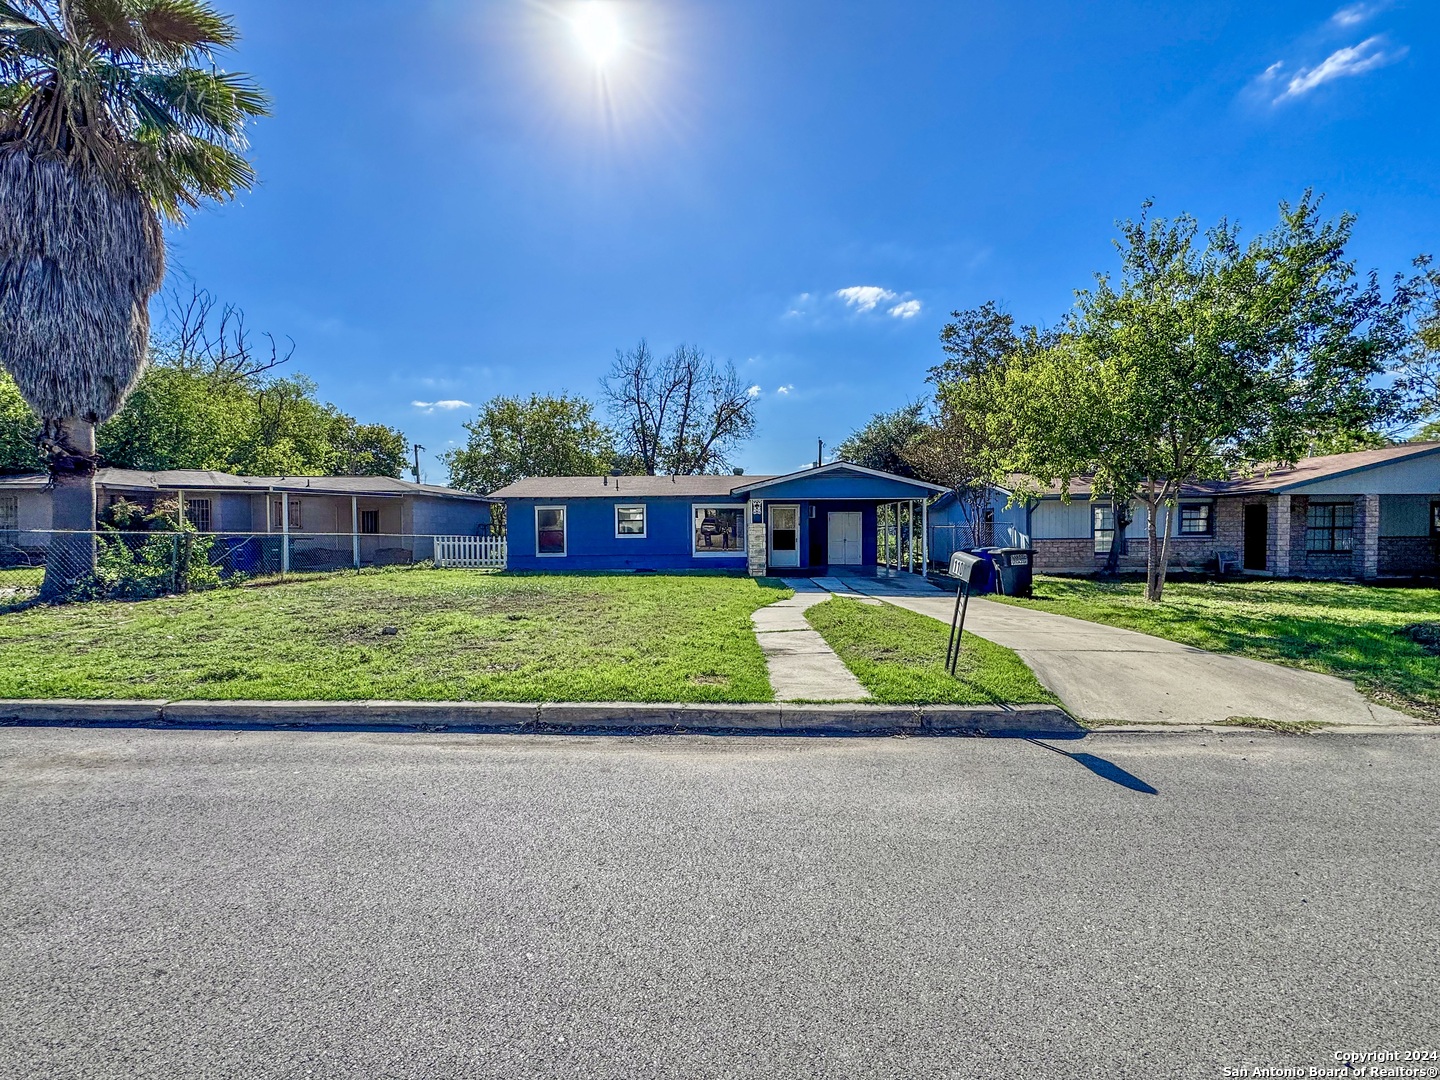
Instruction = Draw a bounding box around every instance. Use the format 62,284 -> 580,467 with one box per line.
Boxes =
927,487 -> 1031,563
0,468 -> 492,568
488,462 -> 946,575
970,443 -> 1439,581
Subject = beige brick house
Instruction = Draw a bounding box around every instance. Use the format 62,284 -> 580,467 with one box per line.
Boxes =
1013,443 -> 1440,581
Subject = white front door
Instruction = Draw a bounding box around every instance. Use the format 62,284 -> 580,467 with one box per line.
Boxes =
828,512 -> 863,565
768,505 -> 801,568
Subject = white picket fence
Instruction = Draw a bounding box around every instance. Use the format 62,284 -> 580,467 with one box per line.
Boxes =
433,535 -> 507,569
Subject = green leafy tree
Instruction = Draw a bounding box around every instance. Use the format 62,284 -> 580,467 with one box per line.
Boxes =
835,402 -> 926,476
1397,254 -> 1440,433
905,303 -> 1036,544
1004,195 -> 1408,601
0,0 -> 267,597
444,393 -> 617,495
0,371 -> 42,472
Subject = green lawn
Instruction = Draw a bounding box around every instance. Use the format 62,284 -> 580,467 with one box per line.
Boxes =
804,596 -> 1058,706
0,566 -> 42,592
996,575 -> 1440,720
0,570 -> 792,703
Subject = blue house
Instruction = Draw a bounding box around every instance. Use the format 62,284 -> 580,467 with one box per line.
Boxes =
488,462 -> 947,575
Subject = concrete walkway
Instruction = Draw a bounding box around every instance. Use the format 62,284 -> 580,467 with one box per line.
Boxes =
843,581 -> 1416,727
752,587 -> 870,702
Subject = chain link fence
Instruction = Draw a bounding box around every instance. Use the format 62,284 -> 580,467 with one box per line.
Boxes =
0,530 -> 476,603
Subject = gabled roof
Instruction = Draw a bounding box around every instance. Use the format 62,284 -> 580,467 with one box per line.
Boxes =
735,461 -> 948,496
487,474 -> 772,500
1018,442 -> 1440,499
487,462 -> 949,501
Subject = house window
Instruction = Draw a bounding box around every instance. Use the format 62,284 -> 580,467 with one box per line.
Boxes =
0,495 -> 16,543
536,506 -> 567,557
1093,505 -> 1114,554
270,499 -> 302,531
616,504 -> 646,538
693,505 -> 745,555
1179,502 -> 1213,536
360,509 -> 380,535
1432,501 -> 1440,539
185,498 -> 212,532
1306,502 -> 1354,553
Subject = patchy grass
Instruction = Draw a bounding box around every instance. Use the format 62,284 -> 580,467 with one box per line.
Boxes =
1217,716 -> 1330,736
804,596 -> 1058,706
997,576 -> 1440,721
0,570 -> 792,703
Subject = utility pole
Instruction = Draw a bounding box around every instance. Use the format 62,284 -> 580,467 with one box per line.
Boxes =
411,443 -> 424,484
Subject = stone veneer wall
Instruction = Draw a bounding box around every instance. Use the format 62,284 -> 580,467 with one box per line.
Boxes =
1379,537 -> 1438,577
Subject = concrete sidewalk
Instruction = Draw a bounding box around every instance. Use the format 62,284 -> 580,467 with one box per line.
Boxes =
869,590 -> 1416,727
751,590 -> 871,701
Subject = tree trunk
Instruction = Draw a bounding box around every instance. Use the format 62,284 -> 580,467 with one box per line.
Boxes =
1144,492 -> 1161,602
39,417 -> 98,601
1102,494 -> 1130,576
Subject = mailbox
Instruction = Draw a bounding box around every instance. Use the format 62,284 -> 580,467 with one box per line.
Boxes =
948,551 -> 990,589
944,552 -> 991,674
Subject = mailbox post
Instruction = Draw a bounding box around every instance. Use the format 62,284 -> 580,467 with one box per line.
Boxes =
945,551 -> 988,675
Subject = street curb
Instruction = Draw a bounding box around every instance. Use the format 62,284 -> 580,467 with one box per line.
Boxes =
0,699 -> 1083,738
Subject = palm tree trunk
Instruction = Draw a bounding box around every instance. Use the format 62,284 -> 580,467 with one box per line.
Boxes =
40,417 -> 97,600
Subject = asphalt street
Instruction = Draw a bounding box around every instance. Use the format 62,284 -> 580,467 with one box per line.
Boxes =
1,727 -> 1436,1080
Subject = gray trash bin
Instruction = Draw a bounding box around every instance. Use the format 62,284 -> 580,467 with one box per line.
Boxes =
982,547 -> 1034,598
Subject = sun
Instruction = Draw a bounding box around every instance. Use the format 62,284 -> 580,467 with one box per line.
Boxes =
571,2 -> 623,67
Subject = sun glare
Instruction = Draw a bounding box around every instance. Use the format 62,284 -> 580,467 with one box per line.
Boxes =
572,3 -> 623,67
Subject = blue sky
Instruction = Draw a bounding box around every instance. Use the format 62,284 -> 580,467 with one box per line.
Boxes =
169,0 -> 1439,481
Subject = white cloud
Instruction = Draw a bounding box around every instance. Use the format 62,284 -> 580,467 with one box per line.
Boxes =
1331,2 -> 1381,27
888,299 -> 923,319
835,285 -> 898,313
411,399 -> 472,414
1273,36 -> 1406,101
746,385 -> 762,398
776,384 -> 793,396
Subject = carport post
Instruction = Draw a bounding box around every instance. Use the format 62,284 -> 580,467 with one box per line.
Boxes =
921,497 -> 928,575
281,494 -> 290,576
351,496 -> 360,569
907,500 -> 914,573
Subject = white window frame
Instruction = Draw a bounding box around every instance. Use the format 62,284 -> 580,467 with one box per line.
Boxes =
0,494 -> 17,534
270,498 -> 302,531
615,504 -> 647,539
186,497 -> 212,532
691,502 -> 747,557
535,505 -> 568,558
359,509 -> 380,535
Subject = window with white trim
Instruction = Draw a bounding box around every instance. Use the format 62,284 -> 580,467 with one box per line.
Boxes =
185,498 -> 212,532
536,506 -> 567,556
693,505 -> 745,554
270,498 -> 302,531
0,495 -> 16,542
615,504 -> 646,538
1178,502 -> 1213,536
360,509 -> 380,534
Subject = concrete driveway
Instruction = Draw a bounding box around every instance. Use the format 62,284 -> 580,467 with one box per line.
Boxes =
830,575 -> 1416,727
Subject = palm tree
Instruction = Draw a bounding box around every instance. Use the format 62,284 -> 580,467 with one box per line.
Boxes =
0,0 -> 266,597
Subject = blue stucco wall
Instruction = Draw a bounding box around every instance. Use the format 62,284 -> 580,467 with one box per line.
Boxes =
503,496 -> 750,571
502,491 -> 891,572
